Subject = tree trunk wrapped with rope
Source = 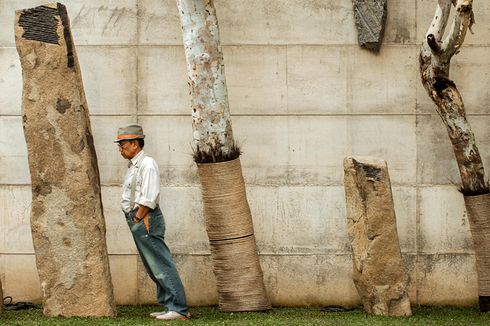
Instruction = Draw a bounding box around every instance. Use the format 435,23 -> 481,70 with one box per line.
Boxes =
176,0 -> 271,312
420,0 -> 490,312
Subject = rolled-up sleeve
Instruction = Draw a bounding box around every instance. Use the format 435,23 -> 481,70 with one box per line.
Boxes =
137,159 -> 160,209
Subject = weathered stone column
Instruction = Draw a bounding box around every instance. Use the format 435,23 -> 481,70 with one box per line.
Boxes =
343,157 -> 411,316
352,0 -> 387,53
15,3 -> 115,317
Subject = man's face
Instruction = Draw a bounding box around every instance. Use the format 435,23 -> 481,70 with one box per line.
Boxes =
118,140 -> 140,160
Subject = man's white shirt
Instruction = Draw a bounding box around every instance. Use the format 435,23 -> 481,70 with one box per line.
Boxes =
121,150 -> 160,213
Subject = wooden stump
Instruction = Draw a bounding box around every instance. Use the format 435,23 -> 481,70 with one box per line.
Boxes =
343,157 -> 411,316
15,3 -> 115,317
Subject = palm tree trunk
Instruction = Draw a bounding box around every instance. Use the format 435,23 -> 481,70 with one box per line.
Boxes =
176,0 -> 271,311
177,0 -> 236,162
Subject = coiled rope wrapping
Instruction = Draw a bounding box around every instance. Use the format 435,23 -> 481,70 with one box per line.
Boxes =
464,193 -> 490,296
210,235 -> 270,312
197,158 -> 271,312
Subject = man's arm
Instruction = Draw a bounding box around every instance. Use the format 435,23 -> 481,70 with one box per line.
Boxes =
134,205 -> 150,232
134,158 -> 160,232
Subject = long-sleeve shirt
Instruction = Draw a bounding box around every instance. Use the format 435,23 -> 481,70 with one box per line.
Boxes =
121,150 -> 160,213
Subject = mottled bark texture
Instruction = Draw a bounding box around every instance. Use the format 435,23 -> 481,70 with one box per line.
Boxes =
420,0 -> 487,195
177,0 -> 237,162
352,0 -> 387,53
343,157 -> 411,316
420,0 -> 490,312
177,0 -> 270,311
15,3 -> 115,317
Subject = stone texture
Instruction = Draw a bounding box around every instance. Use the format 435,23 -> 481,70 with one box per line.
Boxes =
343,157 -> 411,316
352,0 -> 387,52
15,4 -> 115,317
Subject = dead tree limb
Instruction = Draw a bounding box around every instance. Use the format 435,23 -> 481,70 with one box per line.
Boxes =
420,0 -> 487,195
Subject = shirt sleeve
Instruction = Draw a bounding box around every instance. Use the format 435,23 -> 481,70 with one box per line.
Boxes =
137,158 -> 160,209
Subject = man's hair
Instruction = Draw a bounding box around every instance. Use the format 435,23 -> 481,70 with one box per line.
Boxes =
136,138 -> 145,148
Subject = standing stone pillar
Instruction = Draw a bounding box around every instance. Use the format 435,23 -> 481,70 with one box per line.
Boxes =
343,157 -> 411,316
15,3 -> 115,317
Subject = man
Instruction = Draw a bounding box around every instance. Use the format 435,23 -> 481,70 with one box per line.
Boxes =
115,124 -> 190,321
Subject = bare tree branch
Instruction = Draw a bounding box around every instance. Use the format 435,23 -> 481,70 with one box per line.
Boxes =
442,0 -> 475,60
421,0 -> 451,58
420,0 -> 488,194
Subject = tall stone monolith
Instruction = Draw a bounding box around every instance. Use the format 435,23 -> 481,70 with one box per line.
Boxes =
15,3 -> 115,317
343,157 -> 411,316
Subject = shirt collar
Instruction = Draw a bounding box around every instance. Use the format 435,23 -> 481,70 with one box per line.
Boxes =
129,150 -> 145,167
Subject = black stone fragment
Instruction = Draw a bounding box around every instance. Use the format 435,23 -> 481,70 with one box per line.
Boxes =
18,5 -> 59,45
352,0 -> 387,53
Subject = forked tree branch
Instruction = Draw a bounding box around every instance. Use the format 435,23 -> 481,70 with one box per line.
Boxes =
420,0 -> 488,194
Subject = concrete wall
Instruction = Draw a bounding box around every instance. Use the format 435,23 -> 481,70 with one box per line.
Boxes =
1,0 -> 489,306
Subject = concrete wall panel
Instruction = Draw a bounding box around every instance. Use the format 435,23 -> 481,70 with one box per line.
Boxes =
0,254 -> 41,303
1,0 -> 138,47
138,0 -> 182,45
0,48 -> 22,115
138,46 -> 188,115
347,116 -> 417,185
109,255 -> 138,305
418,186 -> 473,254
417,254 -> 478,305
2,0 -> 490,307
0,116 -> 30,184
0,186 -> 32,254
78,46 -> 138,116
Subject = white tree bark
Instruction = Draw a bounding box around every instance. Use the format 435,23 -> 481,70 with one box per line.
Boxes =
420,0 -> 487,194
176,0 -> 235,160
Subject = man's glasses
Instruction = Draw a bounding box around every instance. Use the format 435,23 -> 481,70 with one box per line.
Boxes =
117,141 -> 130,149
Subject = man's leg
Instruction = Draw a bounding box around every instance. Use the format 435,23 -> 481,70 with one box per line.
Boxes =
127,208 -> 188,316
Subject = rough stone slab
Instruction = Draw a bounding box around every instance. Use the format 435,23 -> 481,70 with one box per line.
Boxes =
15,3 -> 115,317
343,157 -> 411,316
352,0 -> 387,52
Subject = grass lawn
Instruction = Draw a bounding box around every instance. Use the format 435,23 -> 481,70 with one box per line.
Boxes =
1,305 -> 489,325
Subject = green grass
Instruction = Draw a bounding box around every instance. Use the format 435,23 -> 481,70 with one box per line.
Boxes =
1,305 -> 489,325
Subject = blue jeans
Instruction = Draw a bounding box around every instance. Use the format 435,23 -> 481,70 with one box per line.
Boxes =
125,206 -> 188,316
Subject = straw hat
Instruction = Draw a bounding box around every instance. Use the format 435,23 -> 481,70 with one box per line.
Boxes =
114,124 -> 146,142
